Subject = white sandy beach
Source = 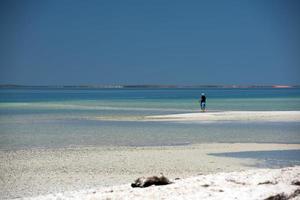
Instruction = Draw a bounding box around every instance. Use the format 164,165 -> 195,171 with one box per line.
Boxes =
1,143 -> 300,199
2,0 -> 300,198
24,166 -> 300,200
145,111 -> 300,122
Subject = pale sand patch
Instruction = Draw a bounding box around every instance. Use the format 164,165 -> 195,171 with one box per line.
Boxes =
145,111 -> 300,122
1,143 -> 300,199
24,166 -> 300,200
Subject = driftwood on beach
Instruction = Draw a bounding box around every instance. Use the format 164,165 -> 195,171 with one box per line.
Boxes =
131,175 -> 172,188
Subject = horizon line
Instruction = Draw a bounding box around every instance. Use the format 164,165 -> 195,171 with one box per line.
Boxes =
0,84 -> 299,89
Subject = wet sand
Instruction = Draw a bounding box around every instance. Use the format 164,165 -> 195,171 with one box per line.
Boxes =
1,143 -> 300,199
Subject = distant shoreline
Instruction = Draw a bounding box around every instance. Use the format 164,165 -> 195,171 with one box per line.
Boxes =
0,84 -> 299,89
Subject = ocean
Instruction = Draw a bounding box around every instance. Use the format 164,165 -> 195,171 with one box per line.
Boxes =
0,88 -> 300,150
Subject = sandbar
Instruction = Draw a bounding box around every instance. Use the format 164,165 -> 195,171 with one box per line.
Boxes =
145,111 -> 300,122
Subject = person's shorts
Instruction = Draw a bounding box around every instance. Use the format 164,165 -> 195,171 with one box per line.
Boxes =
201,102 -> 206,108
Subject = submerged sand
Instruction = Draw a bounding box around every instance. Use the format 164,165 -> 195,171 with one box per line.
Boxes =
1,143 -> 300,199
145,111 -> 300,122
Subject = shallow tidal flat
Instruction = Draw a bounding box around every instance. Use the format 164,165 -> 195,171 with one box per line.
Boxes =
1,143 -> 300,199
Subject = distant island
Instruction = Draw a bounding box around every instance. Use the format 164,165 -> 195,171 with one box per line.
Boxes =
0,84 -> 299,89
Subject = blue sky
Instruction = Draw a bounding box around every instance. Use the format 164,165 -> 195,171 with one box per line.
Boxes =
0,0 -> 299,85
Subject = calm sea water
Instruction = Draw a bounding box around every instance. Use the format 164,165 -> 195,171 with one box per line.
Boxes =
210,149 -> 300,168
0,88 -> 300,150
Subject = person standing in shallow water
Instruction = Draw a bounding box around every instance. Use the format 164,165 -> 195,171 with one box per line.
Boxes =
199,93 -> 206,112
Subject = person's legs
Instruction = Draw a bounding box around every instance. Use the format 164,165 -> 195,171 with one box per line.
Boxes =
201,102 -> 205,111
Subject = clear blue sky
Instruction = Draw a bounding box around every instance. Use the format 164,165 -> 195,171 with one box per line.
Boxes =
0,0 -> 299,85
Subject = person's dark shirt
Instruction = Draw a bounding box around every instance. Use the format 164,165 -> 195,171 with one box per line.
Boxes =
201,95 -> 206,103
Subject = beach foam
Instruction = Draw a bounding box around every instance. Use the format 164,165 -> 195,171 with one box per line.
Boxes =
24,166 -> 300,200
145,111 -> 300,122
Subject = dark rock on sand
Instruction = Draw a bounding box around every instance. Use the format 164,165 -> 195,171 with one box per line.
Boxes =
201,184 -> 210,187
289,189 -> 300,199
264,189 -> 300,200
291,180 -> 300,186
258,181 -> 278,185
264,193 -> 288,200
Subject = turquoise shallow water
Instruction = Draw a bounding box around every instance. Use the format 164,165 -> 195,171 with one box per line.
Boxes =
0,88 -> 300,149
